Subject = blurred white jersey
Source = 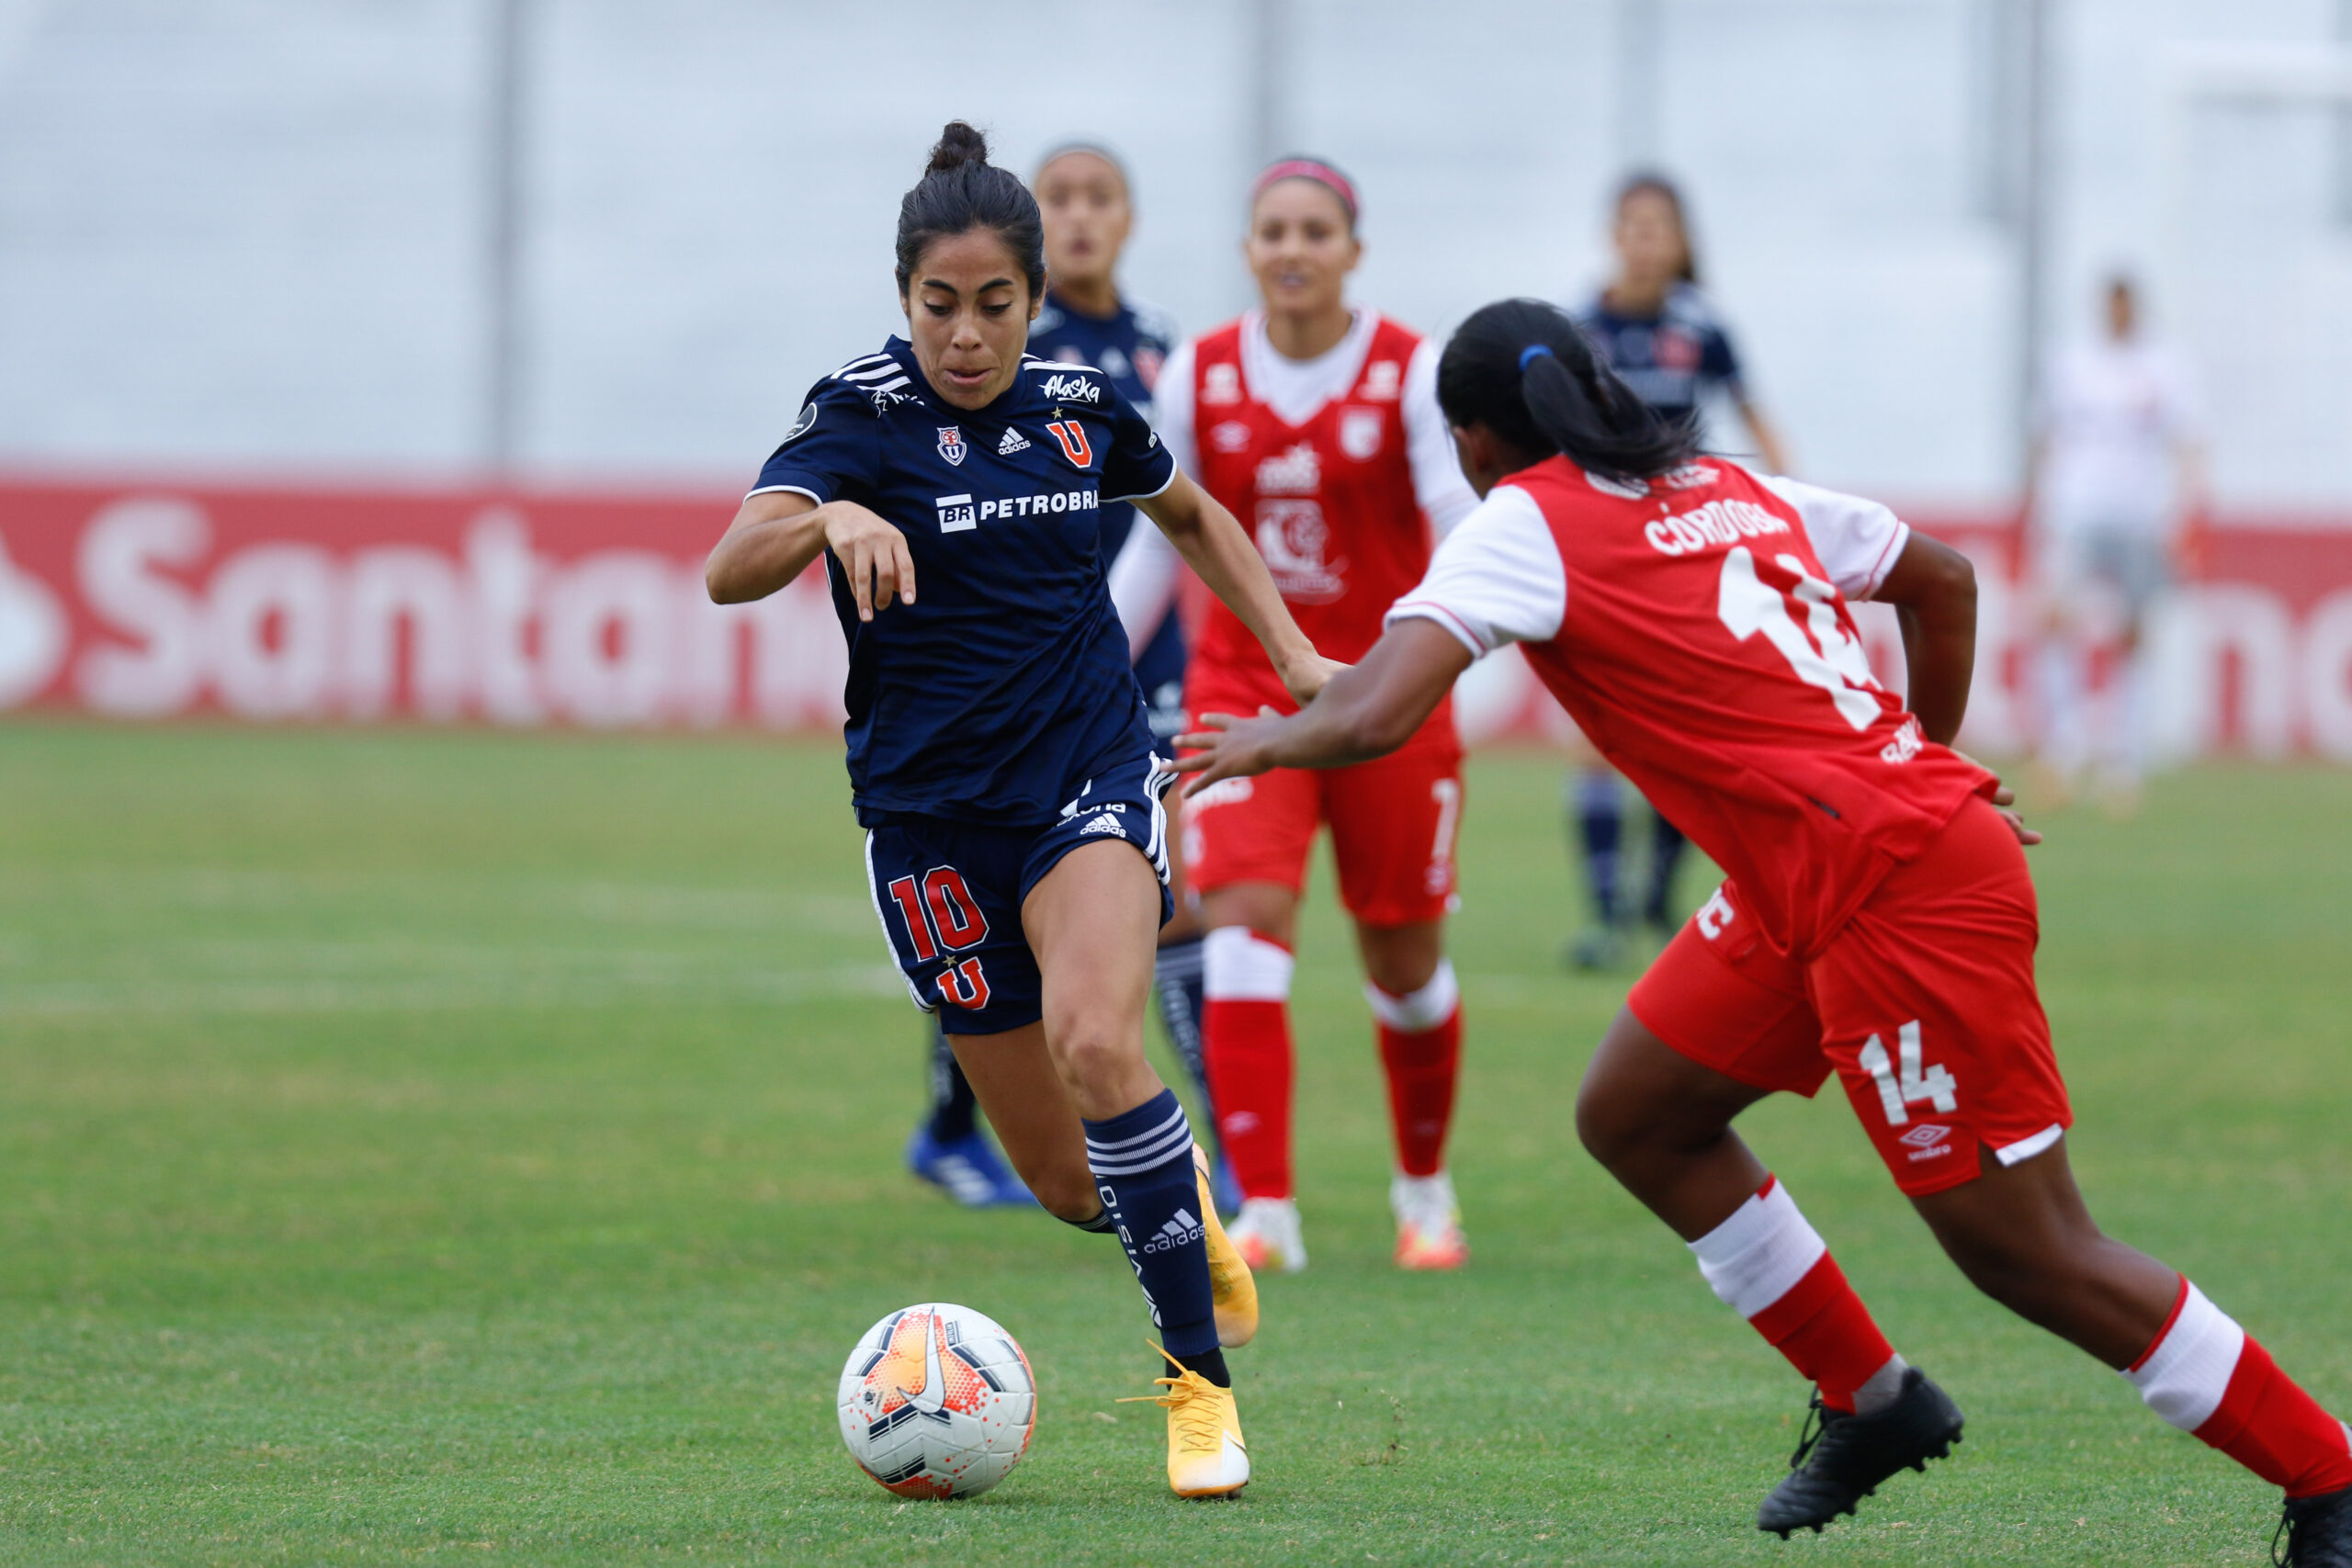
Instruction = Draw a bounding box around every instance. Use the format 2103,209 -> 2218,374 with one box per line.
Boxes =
2036,337 -> 2200,538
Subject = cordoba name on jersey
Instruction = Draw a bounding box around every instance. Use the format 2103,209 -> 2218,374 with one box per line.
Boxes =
934,486 -> 1102,533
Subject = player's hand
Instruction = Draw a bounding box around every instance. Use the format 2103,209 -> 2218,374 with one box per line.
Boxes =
1275,651 -> 1350,708
1955,748 -> 2041,846
1171,708 -> 1287,795
822,503 -> 915,620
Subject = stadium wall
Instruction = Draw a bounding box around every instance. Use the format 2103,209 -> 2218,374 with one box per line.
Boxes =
5,479 -> 2350,760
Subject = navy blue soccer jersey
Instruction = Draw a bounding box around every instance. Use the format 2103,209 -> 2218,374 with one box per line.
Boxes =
752,337 -> 1178,827
1575,283 -> 1746,439
1028,290 -> 1189,732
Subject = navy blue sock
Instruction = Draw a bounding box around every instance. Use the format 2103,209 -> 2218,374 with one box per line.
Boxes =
1572,768 -> 1626,925
1082,1089 -> 1217,1361
1643,806 -> 1689,930
1151,937 -> 1215,1121
924,1022 -> 978,1144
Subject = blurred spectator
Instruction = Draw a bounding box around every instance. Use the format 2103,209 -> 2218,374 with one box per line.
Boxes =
2025,274 -> 2206,814
1563,173 -> 1790,970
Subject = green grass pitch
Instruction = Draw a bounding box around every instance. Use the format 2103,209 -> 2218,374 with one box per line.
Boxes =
1,721 -> 2346,1565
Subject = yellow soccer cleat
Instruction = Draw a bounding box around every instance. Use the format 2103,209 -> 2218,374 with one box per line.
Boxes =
1193,1144 -> 1259,1348
1121,1344 -> 1250,1498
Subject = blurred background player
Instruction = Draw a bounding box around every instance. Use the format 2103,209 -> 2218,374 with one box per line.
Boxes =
1112,156 -> 1480,1274
707,123 -> 1337,1495
1564,173 -> 1791,970
2024,273 -> 2205,816
903,140 -> 1237,1208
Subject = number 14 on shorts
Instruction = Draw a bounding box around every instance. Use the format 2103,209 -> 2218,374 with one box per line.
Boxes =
1858,1020 -> 1956,1126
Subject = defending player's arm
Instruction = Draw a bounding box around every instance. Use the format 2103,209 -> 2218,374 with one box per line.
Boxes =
1134,471 -> 1342,708
1175,618 -> 1469,788
1871,533 -> 1976,748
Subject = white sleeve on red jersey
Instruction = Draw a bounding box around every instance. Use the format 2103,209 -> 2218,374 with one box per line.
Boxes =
1753,473 -> 1911,601
1149,338 -> 1199,479
1403,340 -> 1479,536
1107,516 -> 1180,658
1382,484 -> 1565,656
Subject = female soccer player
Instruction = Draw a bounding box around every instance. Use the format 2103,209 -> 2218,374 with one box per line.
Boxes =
904,140 -> 1239,1213
1565,173 -> 1792,969
1109,155 -> 1480,1274
2025,273 -> 2205,815
1175,299 -> 2352,1560
707,124 -> 1338,1499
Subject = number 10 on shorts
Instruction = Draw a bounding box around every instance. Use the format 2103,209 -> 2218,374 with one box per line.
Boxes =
1858,1020 -> 1957,1126
886,868 -> 991,1010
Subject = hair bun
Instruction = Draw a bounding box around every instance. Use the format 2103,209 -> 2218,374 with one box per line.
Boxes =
926,120 -> 990,175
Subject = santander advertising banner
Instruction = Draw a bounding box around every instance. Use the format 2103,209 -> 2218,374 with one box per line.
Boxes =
3,476 -> 2351,758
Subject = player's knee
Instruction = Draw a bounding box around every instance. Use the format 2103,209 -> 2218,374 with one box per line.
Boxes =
1573,1070 -> 1643,1171
1046,1010 -> 1145,1095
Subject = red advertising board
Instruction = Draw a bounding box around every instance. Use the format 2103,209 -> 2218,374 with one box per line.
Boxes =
3,476 -> 2350,758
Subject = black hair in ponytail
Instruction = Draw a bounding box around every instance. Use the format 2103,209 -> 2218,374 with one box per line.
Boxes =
894,121 -> 1046,299
1436,298 -> 1698,484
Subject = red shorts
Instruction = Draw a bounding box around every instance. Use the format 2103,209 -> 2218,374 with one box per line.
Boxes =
1628,795 -> 2073,1197
1182,728 -> 1462,927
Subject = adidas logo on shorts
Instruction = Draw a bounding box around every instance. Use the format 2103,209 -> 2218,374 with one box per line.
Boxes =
1080,811 -> 1123,837
997,427 -> 1031,455
1142,1206 -> 1205,1253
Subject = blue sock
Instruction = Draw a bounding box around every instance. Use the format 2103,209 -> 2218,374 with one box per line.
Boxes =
1572,769 -> 1625,925
1082,1089 -> 1217,1361
923,1021 -> 978,1144
1151,937 -> 1214,1118
1643,806 -> 1689,929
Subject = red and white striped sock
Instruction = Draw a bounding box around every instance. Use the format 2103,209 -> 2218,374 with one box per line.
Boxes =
1689,1176 -> 1905,1415
1367,959 -> 1462,1179
1201,926 -> 1295,1201
2124,1278 -> 2352,1498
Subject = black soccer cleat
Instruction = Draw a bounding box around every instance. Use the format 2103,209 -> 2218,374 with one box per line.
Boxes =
2276,1485 -> 2352,1567
1757,1367 -> 1964,1538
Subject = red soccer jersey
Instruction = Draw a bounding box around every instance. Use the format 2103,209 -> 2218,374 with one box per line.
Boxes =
1185,314 -> 1454,741
1389,455 -> 1995,958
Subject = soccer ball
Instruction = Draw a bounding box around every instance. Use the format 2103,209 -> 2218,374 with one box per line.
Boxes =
836,1302 -> 1035,1499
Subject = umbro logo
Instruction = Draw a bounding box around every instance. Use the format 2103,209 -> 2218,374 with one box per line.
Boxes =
1899,1122 -> 1954,1161
996,427 -> 1031,455
1080,811 -> 1123,837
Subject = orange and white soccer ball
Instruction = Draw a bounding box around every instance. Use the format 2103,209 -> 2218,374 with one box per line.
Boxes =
837,1303 -> 1035,1499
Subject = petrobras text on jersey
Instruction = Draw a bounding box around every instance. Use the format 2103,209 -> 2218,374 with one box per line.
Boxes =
934,487 -> 1102,533
1644,497 -> 1792,558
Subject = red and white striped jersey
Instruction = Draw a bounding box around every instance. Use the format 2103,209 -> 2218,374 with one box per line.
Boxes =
1388,456 -> 1994,958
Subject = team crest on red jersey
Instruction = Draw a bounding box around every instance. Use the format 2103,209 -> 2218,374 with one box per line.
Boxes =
1338,408 -> 1384,460
1044,420 -> 1093,469
936,426 -> 967,466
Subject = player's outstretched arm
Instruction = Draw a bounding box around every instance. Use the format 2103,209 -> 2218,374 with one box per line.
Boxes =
1133,472 -> 1341,706
1871,532 -> 1977,747
705,491 -> 914,621
1173,620 -> 1470,792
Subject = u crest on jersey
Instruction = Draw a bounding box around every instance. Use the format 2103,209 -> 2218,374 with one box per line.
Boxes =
936,426 -> 967,466
1045,420 -> 1093,469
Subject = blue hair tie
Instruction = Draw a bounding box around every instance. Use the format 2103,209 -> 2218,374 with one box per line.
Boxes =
1519,344 -> 1554,371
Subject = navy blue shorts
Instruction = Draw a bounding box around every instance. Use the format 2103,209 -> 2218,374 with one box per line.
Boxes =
864,756 -> 1174,1035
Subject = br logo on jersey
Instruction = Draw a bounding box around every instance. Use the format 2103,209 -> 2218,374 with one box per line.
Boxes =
1040,373 -> 1101,405
1044,420 -> 1093,469
1201,362 -> 1242,406
1338,408 -> 1384,460
934,493 -> 978,533
1254,499 -> 1346,604
936,426 -> 967,467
